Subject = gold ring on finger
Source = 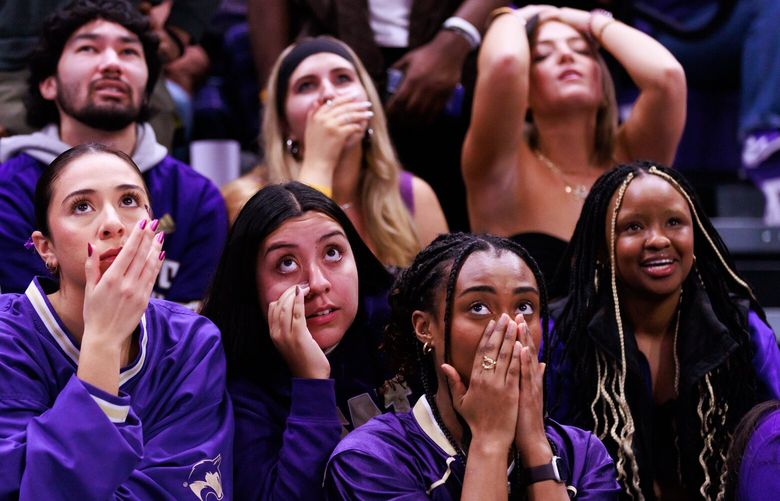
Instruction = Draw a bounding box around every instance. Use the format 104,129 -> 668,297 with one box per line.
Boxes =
481,355 -> 497,370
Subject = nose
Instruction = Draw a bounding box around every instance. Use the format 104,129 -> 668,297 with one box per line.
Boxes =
645,225 -> 671,249
98,205 -> 126,240
305,261 -> 332,296
318,80 -> 337,104
98,48 -> 122,75
556,43 -> 575,63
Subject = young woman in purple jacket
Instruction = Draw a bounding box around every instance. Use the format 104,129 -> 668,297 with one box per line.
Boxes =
201,182 -> 402,500
326,233 -> 620,500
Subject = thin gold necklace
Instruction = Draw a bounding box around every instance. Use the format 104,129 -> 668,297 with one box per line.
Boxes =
534,150 -> 590,200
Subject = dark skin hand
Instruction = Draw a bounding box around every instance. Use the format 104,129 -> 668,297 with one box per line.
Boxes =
386,30 -> 470,123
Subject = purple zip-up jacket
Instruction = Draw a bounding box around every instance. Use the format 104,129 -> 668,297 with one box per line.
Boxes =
0,278 -> 234,500
326,395 -> 620,500
0,152 -> 227,304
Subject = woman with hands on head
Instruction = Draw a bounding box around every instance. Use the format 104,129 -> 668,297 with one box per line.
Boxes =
462,4 -> 686,284
202,182 -> 404,500
0,144 -> 233,499
325,233 -> 619,500
221,36 -> 448,268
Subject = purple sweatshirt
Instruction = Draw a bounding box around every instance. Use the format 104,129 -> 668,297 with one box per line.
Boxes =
0,124 -> 227,304
325,395 -> 621,500
229,302 -> 414,501
0,278 -> 234,500
738,407 -> 780,500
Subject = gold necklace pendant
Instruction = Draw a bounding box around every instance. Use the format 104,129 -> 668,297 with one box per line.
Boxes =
535,150 -> 591,201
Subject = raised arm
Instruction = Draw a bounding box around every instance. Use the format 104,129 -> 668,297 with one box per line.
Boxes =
462,9 -> 530,188
559,8 -> 686,164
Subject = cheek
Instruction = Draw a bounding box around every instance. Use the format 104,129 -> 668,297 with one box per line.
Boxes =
256,269 -> 286,317
449,318 -> 483,381
338,264 -> 360,322
285,97 -> 315,138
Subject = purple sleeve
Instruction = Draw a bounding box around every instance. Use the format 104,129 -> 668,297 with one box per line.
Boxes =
749,311 -> 780,399
0,375 -> 144,500
325,449 -> 429,501
232,378 -> 342,500
0,156 -> 46,294
564,429 -> 620,500
0,308 -> 233,500
147,160 -> 227,304
738,409 -> 780,500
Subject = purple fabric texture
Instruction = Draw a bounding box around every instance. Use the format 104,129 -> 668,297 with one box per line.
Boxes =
325,396 -> 620,500
0,153 -> 227,303
399,170 -> 415,215
738,407 -> 780,500
0,278 -> 234,499
230,377 -> 343,501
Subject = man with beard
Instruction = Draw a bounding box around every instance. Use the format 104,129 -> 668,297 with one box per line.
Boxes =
0,0 -> 227,308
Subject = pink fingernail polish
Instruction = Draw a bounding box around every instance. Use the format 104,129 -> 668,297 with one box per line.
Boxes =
87,243 -> 93,257
157,232 -> 165,243
139,219 -> 147,229
150,219 -> 160,231
158,250 -> 166,261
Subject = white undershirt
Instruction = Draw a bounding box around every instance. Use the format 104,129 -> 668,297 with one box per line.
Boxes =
368,0 -> 413,48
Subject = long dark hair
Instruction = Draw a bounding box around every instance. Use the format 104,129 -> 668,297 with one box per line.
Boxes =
201,182 -> 391,384
553,161 -> 764,499
384,232 -> 552,497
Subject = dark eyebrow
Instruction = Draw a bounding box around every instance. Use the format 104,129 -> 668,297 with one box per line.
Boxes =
458,284 -> 539,297
265,229 -> 346,256
71,33 -> 141,45
318,230 -> 347,243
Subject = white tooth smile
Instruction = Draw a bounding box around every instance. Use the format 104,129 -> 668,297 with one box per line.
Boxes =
312,309 -> 332,317
645,259 -> 673,266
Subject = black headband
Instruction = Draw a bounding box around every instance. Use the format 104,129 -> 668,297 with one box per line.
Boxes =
275,38 -> 357,118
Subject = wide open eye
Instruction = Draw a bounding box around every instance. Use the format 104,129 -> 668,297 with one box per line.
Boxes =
277,256 -> 299,273
324,245 -> 343,262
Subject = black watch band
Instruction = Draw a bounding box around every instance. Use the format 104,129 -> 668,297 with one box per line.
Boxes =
524,455 -> 567,485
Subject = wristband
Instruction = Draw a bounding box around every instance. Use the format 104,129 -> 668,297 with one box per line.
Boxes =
589,9 -> 616,42
442,16 -> 481,50
304,182 -> 333,198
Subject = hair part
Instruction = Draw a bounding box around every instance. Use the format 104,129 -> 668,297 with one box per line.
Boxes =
262,36 -> 421,267
201,181 -> 391,383
25,0 -> 161,128
525,19 -> 618,166
35,143 -> 147,237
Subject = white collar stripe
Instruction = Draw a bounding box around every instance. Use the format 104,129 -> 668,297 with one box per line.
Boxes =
119,314 -> 147,386
25,281 -> 80,363
24,280 -> 148,388
413,396 -> 457,456
90,394 -> 130,423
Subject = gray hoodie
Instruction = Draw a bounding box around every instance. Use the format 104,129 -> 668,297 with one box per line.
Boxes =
0,123 -> 168,172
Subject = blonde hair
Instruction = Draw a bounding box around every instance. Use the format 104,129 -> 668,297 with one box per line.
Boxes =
526,20 -> 619,167
262,37 -> 420,267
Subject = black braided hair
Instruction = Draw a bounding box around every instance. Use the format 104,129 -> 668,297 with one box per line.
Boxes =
385,232 -> 553,496
551,160 -> 764,497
